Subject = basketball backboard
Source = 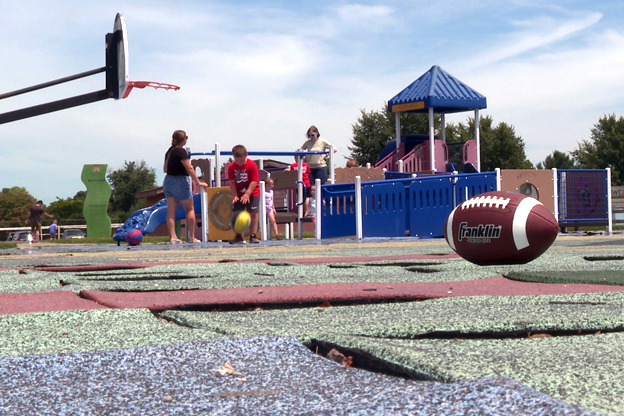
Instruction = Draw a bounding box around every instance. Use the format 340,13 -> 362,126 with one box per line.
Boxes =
0,12 -> 178,124
113,13 -> 129,100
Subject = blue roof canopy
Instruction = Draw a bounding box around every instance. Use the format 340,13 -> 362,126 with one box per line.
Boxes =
388,65 -> 486,114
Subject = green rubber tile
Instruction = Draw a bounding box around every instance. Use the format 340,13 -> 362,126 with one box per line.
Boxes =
506,270 -> 624,286
160,291 -> 624,342
42,249 -> 624,294
0,269 -> 72,294
15,261 -> 469,293
318,333 -> 624,416
0,308 -> 224,357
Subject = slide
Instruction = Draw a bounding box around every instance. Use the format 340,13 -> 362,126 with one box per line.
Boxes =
113,193 -> 203,242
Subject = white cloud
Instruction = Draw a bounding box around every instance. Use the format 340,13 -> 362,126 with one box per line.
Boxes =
461,12 -> 603,69
336,4 -> 394,24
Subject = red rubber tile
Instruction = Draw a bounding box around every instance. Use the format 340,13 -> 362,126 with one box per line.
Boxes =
0,291 -> 109,315
80,276 -> 624,311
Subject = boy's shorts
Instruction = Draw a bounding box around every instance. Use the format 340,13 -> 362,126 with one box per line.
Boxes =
232,195 -> 260,213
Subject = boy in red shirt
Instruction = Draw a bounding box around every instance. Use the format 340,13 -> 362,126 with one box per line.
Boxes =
228,145 -> 260,244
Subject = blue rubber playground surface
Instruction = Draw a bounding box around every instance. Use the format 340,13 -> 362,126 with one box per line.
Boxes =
1,233 -> 623,415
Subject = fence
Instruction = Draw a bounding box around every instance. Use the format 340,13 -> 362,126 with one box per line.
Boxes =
186,144 -> 613,241
556,169 -> 611,229
320,171 -> 499,239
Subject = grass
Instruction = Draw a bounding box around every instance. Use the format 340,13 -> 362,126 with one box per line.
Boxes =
51,236 -> 171,245
576,225 -> 624,232
0,232 -> 317,249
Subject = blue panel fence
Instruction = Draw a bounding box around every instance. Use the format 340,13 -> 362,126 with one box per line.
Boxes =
362,181 -> 406,237
319,183 -> 357,239
409,177 -> 454,238
320,172 -> 498,239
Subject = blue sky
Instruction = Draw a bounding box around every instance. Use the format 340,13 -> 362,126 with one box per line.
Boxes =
2,0 -> 624,204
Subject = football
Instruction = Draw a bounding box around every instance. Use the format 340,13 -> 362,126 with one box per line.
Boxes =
444,191 -> 558,265
234,210 -> 251,234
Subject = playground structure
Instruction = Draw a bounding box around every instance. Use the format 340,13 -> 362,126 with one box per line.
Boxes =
113,138 -> 613,243
375,134 -> 479,174
377,65 -> 487,176
111,69 -> 612,242
90,60 -> 611,243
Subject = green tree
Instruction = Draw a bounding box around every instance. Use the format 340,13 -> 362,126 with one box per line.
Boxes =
47,196 -> 85,220
107,160 -> 156,217
572,114 -> 624,185
0,187 -> 36,227
449,116 -> 533,171
536,150 -> 575,170
348,103 -> 435,166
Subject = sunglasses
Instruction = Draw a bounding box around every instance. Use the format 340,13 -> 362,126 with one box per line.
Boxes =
307,132 -> 317,137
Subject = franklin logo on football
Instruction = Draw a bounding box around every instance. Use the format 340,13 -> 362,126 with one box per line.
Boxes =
458,222 -> 502,243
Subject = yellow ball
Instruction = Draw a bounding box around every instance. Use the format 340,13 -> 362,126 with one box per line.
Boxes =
234,211 -> 251,233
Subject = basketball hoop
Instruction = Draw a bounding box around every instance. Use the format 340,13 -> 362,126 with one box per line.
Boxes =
0,13 -> 182,124
122,81 -> 180,99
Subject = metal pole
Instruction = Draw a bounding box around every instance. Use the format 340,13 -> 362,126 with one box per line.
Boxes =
607,167 -> 613,234
552,168 -> 559,222
355,176 -> 362,239
259,181 -> 267,240
395,112 -> 401,150
429,107 -> 435,172
215,142 -> 221,187
200,186 -> 208,242
452,171 -> 458,208
297,155 -> 303,239
0,89 -> 110,125
329,144 -> 335,184
0,67 -> 106,100
475,109 -> 481,171
315,178 -> 321,239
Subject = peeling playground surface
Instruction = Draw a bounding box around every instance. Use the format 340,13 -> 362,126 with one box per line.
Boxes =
1,235 -> 624,415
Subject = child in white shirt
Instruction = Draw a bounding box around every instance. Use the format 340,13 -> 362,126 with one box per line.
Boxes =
264,178 -> 280,239
306,185 -> 317,225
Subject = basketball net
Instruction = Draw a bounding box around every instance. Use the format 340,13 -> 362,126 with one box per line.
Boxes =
123,81 -> 180,99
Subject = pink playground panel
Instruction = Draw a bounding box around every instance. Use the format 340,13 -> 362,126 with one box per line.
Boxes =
375,143 -> 405,171
401,140 -> 448,172
463,140 -> 477,165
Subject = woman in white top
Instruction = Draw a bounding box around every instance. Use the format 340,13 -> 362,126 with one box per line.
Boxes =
299,125 -> 336,185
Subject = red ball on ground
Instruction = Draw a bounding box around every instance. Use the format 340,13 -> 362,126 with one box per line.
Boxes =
126,229 -> 143,246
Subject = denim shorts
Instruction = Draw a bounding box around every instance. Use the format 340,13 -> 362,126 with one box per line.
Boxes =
163,174 -> 192,201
